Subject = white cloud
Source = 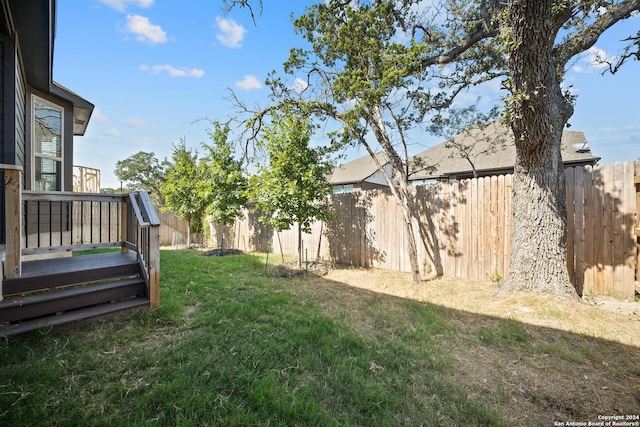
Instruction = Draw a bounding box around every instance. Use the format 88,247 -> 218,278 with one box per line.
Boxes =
124,116 -> 147,128
125,14 -> 167,44
92,108 -> 108,122
291,77 -> 308,93
215,17 -> 246,48
586,46 -> 613,69
98,0 -> 153,12
140,64 -> 205,78
235,75 -> 262,90
573,46 -> 615,72
104,127 -> 121,137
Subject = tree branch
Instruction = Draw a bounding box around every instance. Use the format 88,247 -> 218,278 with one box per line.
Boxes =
554,0 -> 640,69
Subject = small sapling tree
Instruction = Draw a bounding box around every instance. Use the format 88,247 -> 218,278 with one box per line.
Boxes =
247,110 -> 333,268
161,140 -> 208,247
201,122 -> 248,251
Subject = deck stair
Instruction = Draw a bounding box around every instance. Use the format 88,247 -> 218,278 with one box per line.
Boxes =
0,251 -> 149,337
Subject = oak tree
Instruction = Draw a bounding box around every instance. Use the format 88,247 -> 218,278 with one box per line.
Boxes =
237,0 -> 502,282
497,0 -> 640,299
114,151 -> 169,204
229,0 -> 640,297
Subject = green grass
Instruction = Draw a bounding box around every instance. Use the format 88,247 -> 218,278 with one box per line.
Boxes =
1,250 -> 639,426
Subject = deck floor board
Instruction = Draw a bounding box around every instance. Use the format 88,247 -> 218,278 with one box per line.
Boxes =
20,252 -> 138,278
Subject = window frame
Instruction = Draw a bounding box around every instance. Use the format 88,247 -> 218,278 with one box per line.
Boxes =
31,94 -> 65,191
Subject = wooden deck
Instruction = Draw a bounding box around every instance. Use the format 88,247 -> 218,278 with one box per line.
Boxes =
0,178 -> 160,335
0,251 -> 149,336
3,251 -> 140,296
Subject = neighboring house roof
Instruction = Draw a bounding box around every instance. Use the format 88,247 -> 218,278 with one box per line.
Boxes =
411,121 -> 600,180
328,152 -> 389,185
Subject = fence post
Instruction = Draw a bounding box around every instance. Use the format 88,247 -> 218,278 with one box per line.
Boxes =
3,165 -> 22,279
634,159 -> 640,296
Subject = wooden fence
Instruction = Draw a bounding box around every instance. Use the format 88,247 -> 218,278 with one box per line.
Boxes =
160,160 -> 640,299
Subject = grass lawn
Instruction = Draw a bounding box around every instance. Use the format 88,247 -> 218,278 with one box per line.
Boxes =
1,249 -> 639,426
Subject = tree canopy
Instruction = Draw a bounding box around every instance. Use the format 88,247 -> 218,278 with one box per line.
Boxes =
201,122 -> 248,249
247,110 -> 333,267
236,0 -> 504,282
114,151 -> 169,204
161,140 -> 208,245
230,0 -> 640,296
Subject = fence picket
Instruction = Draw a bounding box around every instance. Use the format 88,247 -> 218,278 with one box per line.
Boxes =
622,162 -> 636,297
613,164 -> 626,297
566,168 -> 576,284
574,167 -> 585,294
583,166 -> 595,294
158,161 -> 638,299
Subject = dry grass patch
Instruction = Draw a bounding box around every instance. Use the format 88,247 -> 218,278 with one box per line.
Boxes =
315,266 -> 640,426
324,267 -> 640,347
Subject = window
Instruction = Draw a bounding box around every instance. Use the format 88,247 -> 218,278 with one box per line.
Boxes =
33,97 -> 63,191
332,184 -> 355,194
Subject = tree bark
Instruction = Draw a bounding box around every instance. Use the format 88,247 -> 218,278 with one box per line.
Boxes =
498,0 -> 580,300
398,181 -> 422,283
360,109 -> 424,284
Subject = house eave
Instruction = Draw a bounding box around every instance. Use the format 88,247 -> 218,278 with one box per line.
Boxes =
10,0 -> 54,93
51,82 -> 94,135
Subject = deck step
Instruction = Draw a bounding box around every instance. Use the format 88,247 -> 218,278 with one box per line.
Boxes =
0,278 -> 146,323
3,252 -> 140,296
0,297 -> 149,337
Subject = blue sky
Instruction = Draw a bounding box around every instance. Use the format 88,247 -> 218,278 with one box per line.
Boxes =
53,0 -> 640,188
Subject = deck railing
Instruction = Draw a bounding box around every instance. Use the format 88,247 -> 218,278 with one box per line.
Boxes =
1,166 -> 160,307
123,191 -> 160,306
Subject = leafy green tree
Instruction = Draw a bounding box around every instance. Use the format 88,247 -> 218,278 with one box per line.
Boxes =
201,122 -> 248,250
114,151 -> 169,204
161,140 -> 208,246
247,111 -> 333,268
236,0 -> 501,282
232,0 -> 640,296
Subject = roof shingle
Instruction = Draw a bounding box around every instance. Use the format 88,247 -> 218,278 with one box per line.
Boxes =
411,121 -> 599,180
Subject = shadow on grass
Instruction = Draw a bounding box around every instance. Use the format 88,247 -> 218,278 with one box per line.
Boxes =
1,250 -> 638,426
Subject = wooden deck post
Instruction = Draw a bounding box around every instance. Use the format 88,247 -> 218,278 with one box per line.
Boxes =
3,165 -> 23,280
120,194 -> 129,253
138,191 -> 160,308
148,223 -> 160,307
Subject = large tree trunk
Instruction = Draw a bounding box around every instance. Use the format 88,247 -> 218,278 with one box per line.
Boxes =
499,0 -> 580,300
397,181 -> 422,283
365,109 -> 424,284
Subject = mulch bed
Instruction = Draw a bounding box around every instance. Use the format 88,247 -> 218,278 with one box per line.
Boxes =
271,261 -> 330,278
201,248 -> 245,257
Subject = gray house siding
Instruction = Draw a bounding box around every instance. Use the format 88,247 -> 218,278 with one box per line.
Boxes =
14,47 -> 25,171
0,38 -> 4,244
0,39 -> 4,163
